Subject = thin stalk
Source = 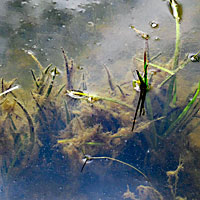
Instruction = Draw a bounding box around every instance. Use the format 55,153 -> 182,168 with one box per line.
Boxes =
29,52 -> 43,72
158,74 -> 173,89
194,50 -> 200,57
177,99 -> 200,133
56,84 -> 66,97
150,52 -> 162,62
1,78 -> 4,93
43,64 -> 52,74
104,65 -> 115,92
39,64 -> 52,86
173,18 -> 180,69
66,90 -> 134,110
172,79 -> 177,105
173,57 -> 190,73
38,64 -> 52,94
46,67 -> 56,98
61,48 -> 73,90
8,114 -> 17,131
116,85 -> 126,98
82,155 -> 150,183
14,99 -> 35,149
158,58 -> 190,88
30,69 -> 39,88
136,58 -> 174,75
99,96 -> 134,110
132,90 -> 143,131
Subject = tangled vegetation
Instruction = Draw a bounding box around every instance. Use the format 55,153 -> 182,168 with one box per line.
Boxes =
0,0 -> 200,199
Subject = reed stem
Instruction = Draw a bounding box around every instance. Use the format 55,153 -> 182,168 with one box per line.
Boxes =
173,18 -> 181,69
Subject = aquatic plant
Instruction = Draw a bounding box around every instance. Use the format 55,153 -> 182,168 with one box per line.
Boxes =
166,157 -> 184,199
125,1 -> 200,198
56,2 -> 200,199
0,78 -> 36,173
0,51 -> 68,199
65,89 -> 134,110
123,184 -> 164,200
132,0 -> 200,150
0,79 -> 38,199
122,157 -> 185,200
132,39 -> 150,131
80,154 -> 149,182
0,1 -> 199,199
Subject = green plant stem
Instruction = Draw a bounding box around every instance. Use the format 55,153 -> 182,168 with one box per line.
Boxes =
164,81 -> 200,136
137,18 -> 182,88
97,96 -> 134,110
174,57 -> 190,73
177,99 -> 200,133
136,58 -> 174,75
158,57 -> 190,88
67,91 -> 134,110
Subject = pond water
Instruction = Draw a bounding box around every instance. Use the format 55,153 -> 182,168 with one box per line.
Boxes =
0,0 -> 200,199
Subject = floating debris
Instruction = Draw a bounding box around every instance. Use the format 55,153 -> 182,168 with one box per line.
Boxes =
129,25 -> 149,40
150,21 -> 159,28
66,89 -> 92,100
154,36 -> 160,41
87,21 -> 95,27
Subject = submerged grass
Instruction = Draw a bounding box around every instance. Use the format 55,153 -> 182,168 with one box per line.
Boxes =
0,1 -> 199,199
134,0 -> 200,150
164,81 -> 200,136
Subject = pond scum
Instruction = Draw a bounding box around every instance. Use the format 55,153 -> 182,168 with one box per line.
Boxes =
0,0 -> 200,199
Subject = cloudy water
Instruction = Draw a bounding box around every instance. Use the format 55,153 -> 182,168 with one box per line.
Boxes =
0,0 -> 200,199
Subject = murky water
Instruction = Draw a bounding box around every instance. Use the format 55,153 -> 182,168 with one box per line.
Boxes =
0,0 -> 200,199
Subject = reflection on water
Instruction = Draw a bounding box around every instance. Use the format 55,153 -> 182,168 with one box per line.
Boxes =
0,0 -> 200,199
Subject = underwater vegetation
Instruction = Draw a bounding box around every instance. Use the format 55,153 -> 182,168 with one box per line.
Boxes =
0,0 -> 200,199
0,51 -> 67,199
59,0 -> 200,199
